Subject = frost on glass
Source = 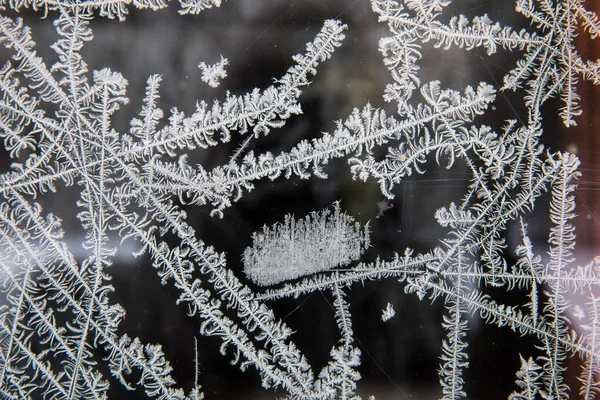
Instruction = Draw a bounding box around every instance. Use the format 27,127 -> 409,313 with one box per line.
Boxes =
381,303 -> 396,322
197,55 -> 228,88
243,202 -> 370,286
0,0 -> 599,399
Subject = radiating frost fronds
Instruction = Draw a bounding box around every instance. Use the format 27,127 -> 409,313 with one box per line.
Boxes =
1,0 -> 600,399
371,0 -> 600,126
0,3 -> 348,398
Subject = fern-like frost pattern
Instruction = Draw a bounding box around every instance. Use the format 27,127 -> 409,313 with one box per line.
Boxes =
0,0 -> 599,399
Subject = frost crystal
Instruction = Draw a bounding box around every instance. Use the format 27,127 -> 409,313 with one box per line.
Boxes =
381,303 -> 396,322
1,0 -> 600,399
198,55 -> 229,88
243,202 -> 370,286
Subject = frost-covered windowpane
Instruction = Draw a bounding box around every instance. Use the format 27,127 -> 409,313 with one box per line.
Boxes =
0,1 -> 599,399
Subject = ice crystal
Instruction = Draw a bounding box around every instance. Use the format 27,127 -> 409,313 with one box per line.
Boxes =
1,0 -> 599,399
